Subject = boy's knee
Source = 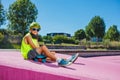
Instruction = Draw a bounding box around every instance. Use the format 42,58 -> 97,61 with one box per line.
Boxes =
41,45 -> 47,49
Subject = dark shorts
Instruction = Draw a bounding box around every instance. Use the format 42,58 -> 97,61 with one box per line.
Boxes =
27,49 -> 38,60
27,49 -> 47,63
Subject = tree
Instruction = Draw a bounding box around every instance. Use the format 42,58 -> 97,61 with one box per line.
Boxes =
74,29 -> 86,40
0,1 -> 6,27
7,0 -> 38,36
85,25 -> 94,40
104,25 -> 119,41
85,16 -> 106,39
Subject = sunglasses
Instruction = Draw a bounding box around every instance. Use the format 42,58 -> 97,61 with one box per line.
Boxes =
32,28 -> 40,32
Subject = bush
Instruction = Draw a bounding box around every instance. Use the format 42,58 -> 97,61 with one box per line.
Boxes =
108,41 -> 120,50
53,35 -> 75,44
0,32 -> 4,42
12,43 -> 21,49
43,36 -> 53,44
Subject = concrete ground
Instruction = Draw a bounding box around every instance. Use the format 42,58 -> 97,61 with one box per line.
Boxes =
0,50 -> 120,80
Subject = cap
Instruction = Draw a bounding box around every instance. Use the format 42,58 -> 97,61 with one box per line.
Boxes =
30,22 -> 41,30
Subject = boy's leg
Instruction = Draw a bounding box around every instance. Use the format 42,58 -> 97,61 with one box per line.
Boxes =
51,51 -> 56,55
36,45 -> 73,66
46,51 -> 56,62
37,45 -> 57,61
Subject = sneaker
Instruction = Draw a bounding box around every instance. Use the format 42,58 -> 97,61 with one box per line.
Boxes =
67,53 -> 79,63
58,59 -> 72,66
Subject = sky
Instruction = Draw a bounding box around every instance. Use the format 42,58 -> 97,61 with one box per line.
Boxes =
1,0 -> 120,36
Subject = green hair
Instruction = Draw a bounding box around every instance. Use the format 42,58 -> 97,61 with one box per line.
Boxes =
30,22 -> 41,30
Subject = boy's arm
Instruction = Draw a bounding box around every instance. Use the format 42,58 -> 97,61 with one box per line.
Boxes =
25,35 -> 39,49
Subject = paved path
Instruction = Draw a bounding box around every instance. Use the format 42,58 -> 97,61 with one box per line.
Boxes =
0,50 -> 120,80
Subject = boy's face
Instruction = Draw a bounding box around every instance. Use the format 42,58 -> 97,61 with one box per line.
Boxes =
30,27 -> 40,35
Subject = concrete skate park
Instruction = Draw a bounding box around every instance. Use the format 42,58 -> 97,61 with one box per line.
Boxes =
0,49 -> 120,80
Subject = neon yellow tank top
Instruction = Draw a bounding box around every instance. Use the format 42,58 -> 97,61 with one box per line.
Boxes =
21,33 -> 39,59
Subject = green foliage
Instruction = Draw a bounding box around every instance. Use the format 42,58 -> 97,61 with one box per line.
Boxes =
109,41 -> 120,50
43,36 -> 53,44
38,35 -> 43,42
85,16 -> 106,39
12,43 -> 21,49
104,25 -> 119,41
0,28 -> 22,48
85,25 -> 94,40
53,35 -> 75,44
119,35 -> 120,41
74,29 -> 86,40
0,29 -> 14,35
7,0 -> 38,36
0,2 -> 6,27
103,39 -> 110,48
0,34 -> 13,49
53,35 -> 64,44
67,37 -> 75,44
0,32 -> 4,42
42,35 -> 75,44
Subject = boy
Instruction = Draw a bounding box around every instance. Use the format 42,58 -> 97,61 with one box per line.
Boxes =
21,22 -> 79,66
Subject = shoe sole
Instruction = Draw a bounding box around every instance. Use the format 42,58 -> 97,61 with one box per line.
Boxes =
59,62 -> 73,67
71,53 -> 79,63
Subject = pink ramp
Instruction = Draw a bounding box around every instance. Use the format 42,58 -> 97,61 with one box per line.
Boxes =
0,50 -> 120,80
